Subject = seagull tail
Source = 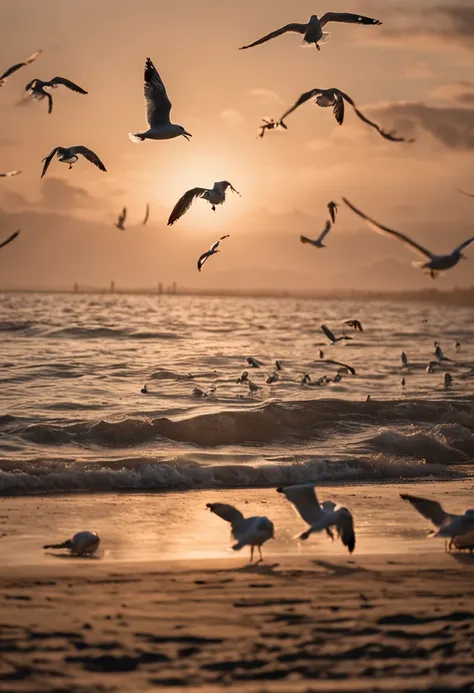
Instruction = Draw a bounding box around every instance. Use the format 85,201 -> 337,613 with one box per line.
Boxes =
298,529 -> 312,541
300,235 -> 312,244
43,540 -> 72,550
128,132 -> 146,143
231,540 -> 245,551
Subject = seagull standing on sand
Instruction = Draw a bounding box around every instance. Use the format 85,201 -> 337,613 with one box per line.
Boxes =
168,181 -> 240,225
277,484 -> 355,553
400,494 -> 474,550
0,229 -> 20,250
197,235 -> 230,272
401,351 -> 408,367
25,76 -> 87,114
321,324 -> 353,344
115,207 -> 127,231
300,220 -> 332,248
129,58 -> 191,143
343,198 -> 474,278
0,170 -> 21,178
328,201 -> 338,223
43,530 -> 100,556
278,88 -> 413,143
0,49 -> 42,88
41,146 -> 106,177
206,503 -> 274,562
239,13 -> 381,52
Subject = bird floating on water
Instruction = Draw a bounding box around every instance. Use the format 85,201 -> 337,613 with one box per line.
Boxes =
0,49 -> 42,88
206,502 -> 274,562
343,319 -> 363,332
277,483 -> 355,553
168,181 -> 240,225
300,220 -> 332,248
0,169 -> 21,178
239,13 -> 381,52
25,76 -> 87,114
115,207 -> 127,231
41,146 -> 106,177
400,494 -> 474,551
343,198 -> 474,278
321,324 -> 353,344
197,235 -> 230,272
129,58 -> 191,143
43,530 -> 100,556
0,229 -> 20,250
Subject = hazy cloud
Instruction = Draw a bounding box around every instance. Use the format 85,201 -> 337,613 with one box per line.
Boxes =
219,109 -> 245,127
39,178 -> 98,210
381,4 -> 474,51
246,88 -> 284,106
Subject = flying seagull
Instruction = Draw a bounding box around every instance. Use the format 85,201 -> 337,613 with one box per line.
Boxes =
300,220 -> 332,248
278,88 -> 413,143
328,201 -> 338,223
0,229 -> 20,250
320,358 -> 356,375
343,319 -> 363,332
400,494 -> 474,550
41,146 -> 107,177
168,181 -> 240,226
142,203 -> 150,225
240,13 -> 381,52
129,58 -> 191,143
43,530 -> 100,556
0,170 -> 21,178
321,324 -> 353,344
258,118 -> 279,138
197,235 -> 230,272
25,76 -> 87,114
206,502 -> 274,562
343,198 -> 474,278
0,49 -> 42,88
277,483 -> 355,553
115,207 -> 127,230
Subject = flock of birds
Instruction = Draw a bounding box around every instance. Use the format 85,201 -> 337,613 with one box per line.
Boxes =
1,14 -> 474,275
43,485 -> 474,560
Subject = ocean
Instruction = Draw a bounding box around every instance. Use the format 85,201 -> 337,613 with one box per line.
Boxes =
1,292 -> 473,496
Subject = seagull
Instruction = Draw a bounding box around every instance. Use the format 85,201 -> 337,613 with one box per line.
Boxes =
277,483 -> 355,553
258,118 -> 279,138
129,58 -> 191,143
300,220 -> 332,248
343,319 -> 363,332
455,340 -> 461,352
301,373 -> 312,385
0,170 -> 21,178
142,203 -> 150,225
168,181 -> 240,226
275,360 -> 283,371
266,372 -> 279,384
320,358 -> 356,375
248,380 -> 261,393
0,49 -> 42,88
43,530 -> 100,556
239,13 -> 381,51
115,207 -> 127,231
41,146 -> 106,178
206,502 -> 274,562
0,229 -> 20,250
247,357 -> 262,368
328,201 -> 338,223
197,235 -> 230,272
434,343 -> 450,362
343,198 -> 474,278
25,76 -> 87,114
141,384 -> 148,394
457,188 -> 474,199
321,324 -> 353,344
401,351 -> 408,367
444,372 -> 452,388
319,349 -> 324,359
236,370 -> 249,384
400,494 -> 474,550
401,376 -> 406,386
278,88 -> 413,143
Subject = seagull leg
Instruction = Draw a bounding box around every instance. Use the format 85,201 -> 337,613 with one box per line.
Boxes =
256,546 -> 263,564
249,545 -> 254,563
212,205 -> 216,212
316,44 -> 321,51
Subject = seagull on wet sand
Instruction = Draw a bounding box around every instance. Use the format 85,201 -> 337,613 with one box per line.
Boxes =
236,370 -> 249,384
0,170 -> 21,178
25,76 -> 87,114
277,484 -> 355,553
434,343 -> 450,362
278,88 -> 412,143
239,13 -> 381,52
343,319 -> 363,332
0,229 -> 20,250
400,494 -> 474,550
0,49 -> 42,88
300,219 -> 332,248
41,146 -> 106,177
115,207 -> 127,230
142,203 -> 150,225
43,530 -> 100,556
247,357 -> 262,368
343,198 -> 474,278
444,372 -> 452,388
321,324 -> 353,344
129,58 -> 191,143
401,351 -> 408,367
206,502 -> 274,562
328,201 -> 338,223
197,235 -> 230,272
168,181 -> 240,226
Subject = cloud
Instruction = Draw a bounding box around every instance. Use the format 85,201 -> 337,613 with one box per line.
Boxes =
39,178 -> 98,210
246,88 -> 284,106
429,81 -> 474,104
0,191 -> 29,209
219,109 -> 245,127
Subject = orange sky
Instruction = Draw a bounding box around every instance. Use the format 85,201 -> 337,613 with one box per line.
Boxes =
0,0 -> 474,290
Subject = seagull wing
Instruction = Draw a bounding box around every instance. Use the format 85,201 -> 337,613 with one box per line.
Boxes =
321,324 -> 337,343
457,188 -> 474,199
232,516 -> 274,549
277,483 -> 324,526
0,169 -> 21,177
335,508 -> 356,553
240,23 -> 307,50
142,203 -> 150,225
71,146 -> 107,172
321,359 -> 356,375
342,198 -> 434,259
197,250 -> 211,272
0,49 -> 42,85
46,91 -> 53,114
340,93 -> 413,143
167,188 -> 207,226
48,77 -> 88,94
41,147 -> 59,178
122,207 -> 127,222
316,220 -> 332,243
453,236 -> 474,254
206,503 -> 245,524
333,93 -> 345,125
328,202 -> 338,223
320,12 -> 381,27
143,57 -> 172,127
279,89 -> 322,124
400,494 -> 454,527
0,229 -> 20,250
25,78 -> 37,91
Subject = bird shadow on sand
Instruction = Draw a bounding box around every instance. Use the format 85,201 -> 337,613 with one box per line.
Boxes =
311,559 -> 372,576
44,552 -> 101,560
229,562 -> 281,576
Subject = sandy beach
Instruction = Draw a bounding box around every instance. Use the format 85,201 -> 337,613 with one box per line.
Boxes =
1,481 -> 474,692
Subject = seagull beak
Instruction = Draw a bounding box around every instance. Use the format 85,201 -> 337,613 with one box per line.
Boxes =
183,132 -> 192,141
